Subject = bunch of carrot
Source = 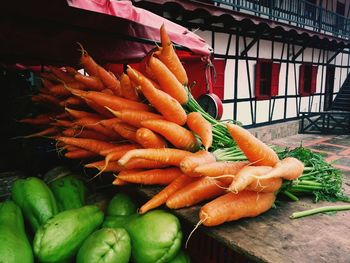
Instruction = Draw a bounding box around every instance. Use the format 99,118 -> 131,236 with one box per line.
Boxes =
17,25 -> 308,227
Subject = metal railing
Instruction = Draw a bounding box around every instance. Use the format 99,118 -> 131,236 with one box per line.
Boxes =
211,0 -> 350,39
299,111 -> 350,134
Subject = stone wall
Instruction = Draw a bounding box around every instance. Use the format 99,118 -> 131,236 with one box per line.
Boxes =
248,120 -> 300,142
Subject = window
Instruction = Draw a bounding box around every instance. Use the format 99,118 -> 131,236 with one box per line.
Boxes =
299,64 -> 318,96
255,59 -> 280,100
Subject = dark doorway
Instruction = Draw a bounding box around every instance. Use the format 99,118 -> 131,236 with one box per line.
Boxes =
324,66 -> 335,111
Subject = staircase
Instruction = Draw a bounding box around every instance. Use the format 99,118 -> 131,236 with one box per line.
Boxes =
331,74 -> 350,111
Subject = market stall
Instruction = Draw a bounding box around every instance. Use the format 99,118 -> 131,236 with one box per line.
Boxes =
1,1 -> 349,263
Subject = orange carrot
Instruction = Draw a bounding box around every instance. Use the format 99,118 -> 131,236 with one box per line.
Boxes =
107,109 -> 164,128
155,24 -> 188,86
139,174 -> 197,214
65,108 -> 100,120
40,72 -> 59,83
141,119 -> 199,151
228,166 -> 273,193
13,127 -> 59,139
120,73 -> 139,101
70,89 -> 151,112
179,150 -> 216,176
52,119 -> 74,128
148,55 -> 188,105
123,158 -> 169,170
118,148 -> 194,167
34,93 -> 61,107
101,89 -> 114,95
98,118 -> 123,130
97,66 -> 119,90
186,112 -> 212,150
65,67 -> 78,76
74,74 -> 104,91
127,67 -> 187,125
18,114 -> 53,125
112,122 -> 138,143
227,123 -> 279,166
256,157 -> 304,181
78,44 -> 99,76
49,82 -> 86,97
100,144 -> 140,156
135,128 -> 167,149
56,137 -> 116,154
74,116 -> 120,139
117,167 -> 182,185
246,177 -> 282,193
112,177 -> 129,186
84,98 -> 115,118
199,191 -> 276,226
60,96 -> 86,107
85,160 -> 124,172
193,161 -> 249,178
166,177 -> 227,209
62,128 -> 110,141
41,78 -> 54,89
64,149 -> 98,159
49,66 -> 76,83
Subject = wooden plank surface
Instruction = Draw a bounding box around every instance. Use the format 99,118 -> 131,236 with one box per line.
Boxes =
136,185 -> 350,263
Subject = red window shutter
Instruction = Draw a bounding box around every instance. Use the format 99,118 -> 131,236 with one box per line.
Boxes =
212,59 -> 225,100
299,64 -> 305,96
270,63 -> 280,96
255,60 -> 261,98
310,66 -> 318,94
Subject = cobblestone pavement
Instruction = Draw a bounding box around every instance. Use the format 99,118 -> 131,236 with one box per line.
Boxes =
270,134 -> 350,193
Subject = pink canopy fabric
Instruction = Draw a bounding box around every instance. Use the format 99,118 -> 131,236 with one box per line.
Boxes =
67,0 -> 212,57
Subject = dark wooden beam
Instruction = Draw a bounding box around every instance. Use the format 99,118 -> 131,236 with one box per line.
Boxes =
240,28 -> 268,56
327,49 -> 343,64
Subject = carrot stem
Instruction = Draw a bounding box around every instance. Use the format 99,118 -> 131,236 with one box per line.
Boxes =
290,205 -> 350,219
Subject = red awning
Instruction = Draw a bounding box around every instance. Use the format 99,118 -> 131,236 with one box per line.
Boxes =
0,0 -> 212,66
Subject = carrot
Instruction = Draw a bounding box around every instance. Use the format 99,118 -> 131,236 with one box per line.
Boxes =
18,114 -> 53,125
120,73 -> 139,101
155,24 -> 188,86
139,174 -> 197,214
141,119 -> 199,152
246,177 -> 282,193
74,74 -> 104,91
70,89 -> 152,112
101,89 -> 114,95
41,78 -> 54,89
74,116 -> 120,139
112,177 -> 129,186
193,161 -> 249,178
166,177 -> 227,209
65,108 -> 100,120
52,119 -> 74,128
49,66 -> 76,83
179,150 -> 216,176
60,96 -> 86,107
85,160 -> 124,172
64,149 -> 98,159
97,66 -> 119,90
108,73 -> 123,96
256,157 -> 304,181
227,123 -> 279,166
98,118 -> 123,130
127,66 -> 187,125
117,167 -> 182,185
12,127 -> 59,139
33,93 -> 61,108
78,44 -> 99,76
199,191 -> 276,226
107,109 -> 164,128
148,55 -> 188,105
62,128 -> 110,141
40,72 -> 59,83
186,112 -> 212,150
49,82 -> 86,97
56,137 -> 116,154
65,67 -> 78,76
118,148 -> 194,167
136,128 -> 167,149
100,144 -> 140,156
228,166 -> 273,193
123,158 -> 169,170
112,122 -> 138,143
84,98 -> 115,118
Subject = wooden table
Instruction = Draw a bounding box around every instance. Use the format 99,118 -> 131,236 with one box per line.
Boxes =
136,186 -> 350,263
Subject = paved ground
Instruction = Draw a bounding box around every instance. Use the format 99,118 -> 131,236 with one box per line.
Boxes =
270,134 -> 350,191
